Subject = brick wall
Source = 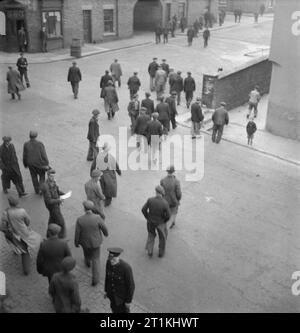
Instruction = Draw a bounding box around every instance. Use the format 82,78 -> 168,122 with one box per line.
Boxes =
25,0 -> 41,52
118,0 -> 136,38
202,56 -> 272,110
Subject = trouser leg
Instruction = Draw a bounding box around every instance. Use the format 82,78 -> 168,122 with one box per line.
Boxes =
11,93 -> 15,99
157,223 -> 167,257
105,197 -> 112,206
145,221 -> 156,255
171,115 -> 176,129
23,70 -> 30,86
87,141 -> 98,161
91,248 -> 100,285
21,251 -> 31,275
212,124 -> 218,142
215,125 -> 224,143
29,166 -> 40,194
49,207 -> 66,238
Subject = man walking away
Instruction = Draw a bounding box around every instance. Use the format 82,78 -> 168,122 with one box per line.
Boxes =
142,186 -> 171,258
203,27 -> 210,48
100,70 -> 113,99
141,92 -> 155,116
183,72 -> 196,108
160,166 -> 182,229
156,97 -> 171,138
104,248 -> 135,313
187,26 -> 195,46
103,81 -> 119,120
7,66 -> 24,100
155,65 -> 167,100
174,71 -> 184,106
148,58 -> 159,92
85,169 -> 105,220
37,224 -> 71,284
146,113 -> 163,164
134,107 -> 151,150
23,130 -> 49,194
75,201 -> 108,286
191,97 -> 204,139
87,109 -> 100,162
127,94 -> 140,135
67,61 -> 82,99
212,102 -> 229,144
155,23 -> 162,44
16,53 -> 30,88
110,59 -> 122,88
163,26 -> 169,44
41,27 -> 47,52
165,91 -> 178,130
49,257 -> 81,313
127,72 -> 141,100
247,85 -> 261,118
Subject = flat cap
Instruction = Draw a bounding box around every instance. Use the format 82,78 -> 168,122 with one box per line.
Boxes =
145,92 -> 151,97
177,71 -> 182,74
107,247 -> 123,257
220,102 -> 227,106
167,165 -> 175,173
2,136 -> 12,142
196,97 -> 202,102
134,71 -> 138,74
140,107 -> 147,112
29,130 -> 38,138
155,185 -> 165,196
91,169 -> 102,178
152,112 -> 159,119
83,200 -> 94,210
171,91 -> 177,95
7,195 -> 19,207
92,109 -> 100,116
47,168 -> 56,175
187,71 -> 191,74
47,223 -> 61,236
61,257 -> 76,272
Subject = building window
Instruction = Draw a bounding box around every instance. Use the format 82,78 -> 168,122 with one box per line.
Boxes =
42,11 -> 62,38
218,0 -> 227,6
178,3 -> 185,18
104,9 -> 114,33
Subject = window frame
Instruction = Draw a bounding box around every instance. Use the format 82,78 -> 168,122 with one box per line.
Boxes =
103,8 -> 115,35
41,10 -> 63,39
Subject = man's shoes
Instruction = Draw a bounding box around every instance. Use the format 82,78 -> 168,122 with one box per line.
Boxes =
19,192 -> 28,197
192,136 -> 196,139
26,83 -> 30,88
158,253 -> 164,258
91,281 -> 99,287
170,222 -> 175,229
148,252 -> 153,258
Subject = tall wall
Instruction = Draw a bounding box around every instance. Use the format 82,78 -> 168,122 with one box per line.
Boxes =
134,0 -> 162,30
265,0 -> 300,140
187,0 -> 218,26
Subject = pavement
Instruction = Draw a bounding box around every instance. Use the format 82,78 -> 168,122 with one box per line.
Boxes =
1,16 -> 300,313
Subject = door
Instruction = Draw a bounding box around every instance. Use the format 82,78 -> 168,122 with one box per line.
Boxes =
83,10 -> 92,43
166,3 -> 171,24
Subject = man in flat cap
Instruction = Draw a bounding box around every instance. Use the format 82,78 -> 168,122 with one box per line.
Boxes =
161,59 -> 170,77
49,256 -> 81,313
102,80 -> 119,120
23,131 -> 49,194
110,59 -> 122,88
67,61 -> 82,99
75,201 -> 108,286
7,66 -> 24,101
85,169 -> 105,220
165,91 -> 178,130
184,72 -> 196,108
146,113 -> 163,164
173,71 -> 184,106
168,69 -> 177,94
155,65 -> 167,100
41,169 -> 66,238
134,107 -> 151,150
0,136 -> 27,197
104,248 -> 135,313
127,72 -> 141,100
156,97 -> 171,138
141,92 -> 155,116
142,185 -> 171,258
127,93 -> 140,135
160,166 -> 182,229
87,109 -> 100,162
212,102 -> 229,144
100,70 -> 113,99
37,224 -> 71,284
148,57 -> 159,92
191,97 -> 204,139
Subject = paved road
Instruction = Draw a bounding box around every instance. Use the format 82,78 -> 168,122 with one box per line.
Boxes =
1,21 -> 300,312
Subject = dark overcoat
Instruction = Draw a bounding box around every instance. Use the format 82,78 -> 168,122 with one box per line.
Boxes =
23,139 -> 49,169
67,67 -> 82,83
87,117 -> 100,143
7,69 -> 24,94
191,103 -> 204,123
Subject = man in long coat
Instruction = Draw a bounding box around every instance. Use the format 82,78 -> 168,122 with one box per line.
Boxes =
75,201 -> 108,286
102,81 -> 119,120
141,92 -> 155,116
165,91 -> 178,130
212,102 -> 229,143
155,97 -> 170,137
191,97 -> 204,138
37,224 -> 71,284
104,248 -> 135,313
0,136 -> 27,197
127,72 -> 141,100
184,71 -> 196,108
160,166 -> 182,229
67,61 -> 82,99
23,130 -> 49,194
7,66 -> 24,100
154,66 -> 167,100
100,70 -> 113,99
173,71 -> 184,106
91,143 -> 121,207
49,257 -> 81,313
85,169 -> 105,220
41,169 -> 66,238
87,109 -> 100,162
109,59 -> 122,87
142,186 -> 171,258
148,57 -> 159,92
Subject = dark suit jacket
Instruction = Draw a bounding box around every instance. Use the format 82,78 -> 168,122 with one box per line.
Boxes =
148,61 -> 159,77
212,106 -> 229,126
87,117 -> 99,143
134,114 -> 151,136
156,102 -> 170,121
146,120 -> 163,137
37,237 -> 71,277
105,259 -> 135,305
74,212 -> 108,249
142,196 -> 171,226
191,103 -> 204,123
0,143 -> 22,175
127,76 -> 141,91
165,97 -> 177,116
141,98 -> 155,115
184,77 -> 196,92
67,67 -> 82,83
23,139 -> 49,169
160,175 -> 182,208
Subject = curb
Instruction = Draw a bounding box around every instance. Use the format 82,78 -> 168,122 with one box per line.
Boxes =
0,41 -> 153,65
177,121 -> 300,167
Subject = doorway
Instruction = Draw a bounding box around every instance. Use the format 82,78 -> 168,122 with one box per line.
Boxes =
133,0 -> 162,31
83,10 -> 92,43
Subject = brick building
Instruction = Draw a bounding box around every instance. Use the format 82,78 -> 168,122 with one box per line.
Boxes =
0,0 -> 218,52
219,0 -> 275,13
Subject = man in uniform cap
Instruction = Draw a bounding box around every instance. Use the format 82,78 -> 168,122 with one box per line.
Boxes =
75,201 -> 108,286
23,130 -> 49,194
87,109 -> 100,161
142,185 -> 171,257
0,136 -> 27,197
67,61 -> 82,99
141,92 -> 155,116
183,72 -> 196,108
160,166 -> 182,229
190,97 -> 204,138
37,224 -> 71,284
41,169 -> 66,238
16,52 -> 30,88
211,102 -> 229,143
104,248 -> 135,313
85,169 -> 105,219
127,72 -> 141,100
148,58 -> 159,92
49,256 -> 81,313
161,59 -> 170,76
